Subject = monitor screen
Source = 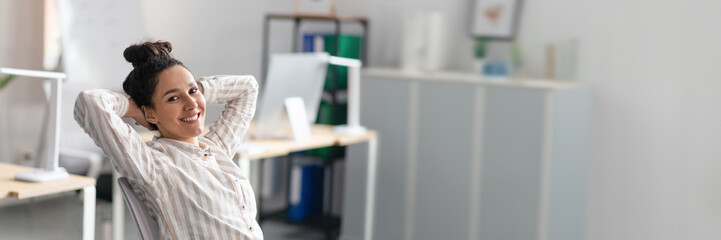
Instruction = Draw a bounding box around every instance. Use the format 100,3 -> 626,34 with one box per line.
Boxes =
251,52 -> 329,138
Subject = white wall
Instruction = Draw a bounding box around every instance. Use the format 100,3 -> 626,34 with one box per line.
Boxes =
141,0 -> 479,75
577,1 -> 721,239
514,0 -> 721,239
141,0 -> 295,78
4,0 -> 721,239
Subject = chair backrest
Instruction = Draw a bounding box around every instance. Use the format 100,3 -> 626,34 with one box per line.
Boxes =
117,177 -> 160,240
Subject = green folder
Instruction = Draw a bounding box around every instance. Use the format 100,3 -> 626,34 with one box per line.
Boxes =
307,101 -> 348,159
323,35 -> 362,91
304,35 -> 361,159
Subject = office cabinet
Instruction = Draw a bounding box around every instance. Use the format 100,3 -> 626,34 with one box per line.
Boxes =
343,68 -> 592,240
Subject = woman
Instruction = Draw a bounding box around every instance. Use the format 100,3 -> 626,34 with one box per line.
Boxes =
74,41 -> 263,239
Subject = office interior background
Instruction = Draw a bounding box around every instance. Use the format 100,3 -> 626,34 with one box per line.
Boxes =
2,0 -> 721,239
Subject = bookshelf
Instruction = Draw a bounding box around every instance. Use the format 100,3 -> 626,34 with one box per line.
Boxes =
259,13 -> 370,240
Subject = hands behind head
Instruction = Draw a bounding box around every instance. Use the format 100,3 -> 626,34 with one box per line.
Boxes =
126,98 -> 153,131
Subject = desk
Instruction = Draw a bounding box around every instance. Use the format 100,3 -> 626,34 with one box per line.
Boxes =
1,163 -> 96,240
112,125 -> 378,240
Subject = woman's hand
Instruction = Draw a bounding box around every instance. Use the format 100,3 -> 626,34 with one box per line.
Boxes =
125,98 -> 153,130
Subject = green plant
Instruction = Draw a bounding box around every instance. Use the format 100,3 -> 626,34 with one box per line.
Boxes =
0,74 -> 15,90
474,37 -> 487,59
511,41 -> 522,68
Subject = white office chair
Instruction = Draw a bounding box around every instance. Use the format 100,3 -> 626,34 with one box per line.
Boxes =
117,177 -> 160,240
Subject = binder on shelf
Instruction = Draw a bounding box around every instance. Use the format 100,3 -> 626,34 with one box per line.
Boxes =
301,33 -> 360,159
323,35 -> 362,91
316,101 -> 347,126
308,101 -> 347,159
302,34 -> 326,53
288,157 -> 325,222
302,34 -> 363,91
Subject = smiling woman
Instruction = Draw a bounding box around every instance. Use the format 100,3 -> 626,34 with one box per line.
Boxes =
73,40 -> 264,239
141,65 -> 206,145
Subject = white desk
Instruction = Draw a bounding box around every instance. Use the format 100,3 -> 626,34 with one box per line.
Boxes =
1,163 -> 96,240
112,125 -> 378,240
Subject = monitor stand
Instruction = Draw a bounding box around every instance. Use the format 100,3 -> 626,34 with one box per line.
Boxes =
333,125 -> 367,135
237,143 -> 268,155
248,130 -> 291,140
15,168 -> 69,182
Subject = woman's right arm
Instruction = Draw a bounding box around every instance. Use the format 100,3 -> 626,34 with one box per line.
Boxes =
74,89 -> 158,183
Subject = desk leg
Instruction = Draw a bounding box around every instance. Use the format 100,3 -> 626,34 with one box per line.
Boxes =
83,186 -> 96,240
112,170 -> 124,240
363,136 -> 378,240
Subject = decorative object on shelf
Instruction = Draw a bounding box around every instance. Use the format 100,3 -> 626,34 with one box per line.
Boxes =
510,41 -> 523,76
295,0 -> 336,16
473,38 -> 512,79
545,38 -> 579,81
474,37 -> 488,59
402,11 -> 445,72
483,61 -> 511,79
471,0 -> 523,39
473,37 -> 488,74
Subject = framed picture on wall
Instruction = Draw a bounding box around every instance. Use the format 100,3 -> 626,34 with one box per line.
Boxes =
471,0 -> 522,39
295,0 -> 336,16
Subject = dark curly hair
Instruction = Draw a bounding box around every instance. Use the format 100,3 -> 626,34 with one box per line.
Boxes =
122,40 -> 187,130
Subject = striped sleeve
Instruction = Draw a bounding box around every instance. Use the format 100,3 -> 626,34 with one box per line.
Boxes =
73,89 -> 158,184
197,75 -> 258,158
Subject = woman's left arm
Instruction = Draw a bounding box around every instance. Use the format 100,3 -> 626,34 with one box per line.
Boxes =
197,75 -> 258,157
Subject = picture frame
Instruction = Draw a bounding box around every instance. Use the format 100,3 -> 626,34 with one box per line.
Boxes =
471,0 -> 522,39
295,0 -> 336,16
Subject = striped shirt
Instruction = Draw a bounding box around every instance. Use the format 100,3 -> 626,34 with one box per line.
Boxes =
74,75 -> 263,239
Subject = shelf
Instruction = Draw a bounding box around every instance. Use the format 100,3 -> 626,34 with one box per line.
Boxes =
362,67 -> 583,90
258,15 -> 370,240
266,13 -> 368,22
261,13 -> 369,84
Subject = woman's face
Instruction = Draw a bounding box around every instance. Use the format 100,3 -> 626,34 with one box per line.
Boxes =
144,65 -> 206,143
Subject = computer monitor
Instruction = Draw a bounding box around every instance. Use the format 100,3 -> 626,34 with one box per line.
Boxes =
251,52 -> 329,138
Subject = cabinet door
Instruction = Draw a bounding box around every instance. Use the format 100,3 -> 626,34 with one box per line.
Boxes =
343,76 -> 413,240
546,87 -> 592,240
479,86 -> 548,240
413,81 -> 478,240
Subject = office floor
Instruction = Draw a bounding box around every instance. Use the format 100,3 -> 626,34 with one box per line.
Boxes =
0,193 -> 323,240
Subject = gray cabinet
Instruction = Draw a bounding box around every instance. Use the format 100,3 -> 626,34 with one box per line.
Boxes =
342,68 -> 592,240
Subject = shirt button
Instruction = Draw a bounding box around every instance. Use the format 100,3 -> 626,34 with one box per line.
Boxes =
249,227 -> 253,231
242,205 -> 246,209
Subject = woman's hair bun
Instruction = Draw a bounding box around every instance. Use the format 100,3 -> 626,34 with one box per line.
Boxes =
123,41 -> 173,67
